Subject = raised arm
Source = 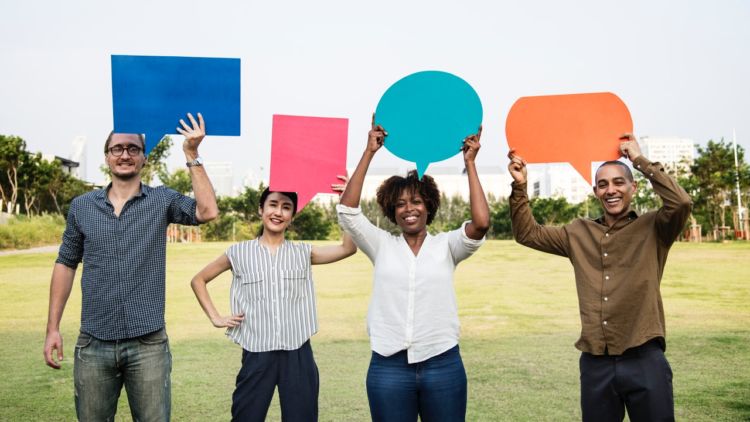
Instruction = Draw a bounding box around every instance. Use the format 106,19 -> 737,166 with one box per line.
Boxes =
620,133 -> 692,243
311,233 -> 357,264
507,150 -> 570,257
190,254 -> 244,328
44,263 -> 76,369
313,175 -> 358,264
340,113 -> 386,208
177,112 -> 219,223
462,126 -> 490,240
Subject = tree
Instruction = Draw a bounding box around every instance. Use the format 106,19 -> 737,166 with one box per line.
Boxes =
687,139 -> 750,237
431,194 -> 470,234
0,135 -> 27,213
489,197 -> 512,239
631,172 -> 661,214
529,196 -> 579,225
160,168 -> 192,195
17,152 -> 45,214
288,202 -> 332,240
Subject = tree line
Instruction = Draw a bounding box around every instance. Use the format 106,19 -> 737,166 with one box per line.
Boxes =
1,134 -> 749,240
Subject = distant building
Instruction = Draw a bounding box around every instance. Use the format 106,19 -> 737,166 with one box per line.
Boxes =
70,136 -> 87,180
41,154 -> 80,175
527,163 -> 591,204
639,136 -> 695,171
204,161 -> 234,197
354,166 -> 513,201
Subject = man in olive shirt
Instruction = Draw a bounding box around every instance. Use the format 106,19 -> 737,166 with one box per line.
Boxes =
508,134 -> 691,421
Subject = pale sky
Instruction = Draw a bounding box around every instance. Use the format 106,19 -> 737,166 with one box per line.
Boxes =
2,0 -> 749,187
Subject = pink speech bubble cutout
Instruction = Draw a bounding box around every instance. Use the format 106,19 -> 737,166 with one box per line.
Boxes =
269,115 -> 349,211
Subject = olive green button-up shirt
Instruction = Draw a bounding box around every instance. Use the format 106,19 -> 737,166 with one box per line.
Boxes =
510,156 -> 692,355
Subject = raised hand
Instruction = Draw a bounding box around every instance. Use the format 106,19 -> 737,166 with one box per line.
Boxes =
619,133 -> 642,162
331,174 -> 349,195
367,113 -> 387,154
462,126 -> 483,163
507,149 -> 528,184
177,112 -> 206,156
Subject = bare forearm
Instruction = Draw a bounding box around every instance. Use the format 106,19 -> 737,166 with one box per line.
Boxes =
311,233 -> 357,264
191,277 -> 222,321
47,263 -> 75,333
465,162 -> 490,237
188,164 -> 219,222
340,151 -> 375,208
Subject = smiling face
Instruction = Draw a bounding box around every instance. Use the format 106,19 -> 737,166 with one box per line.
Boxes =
259,192 -> 296,235
594,163 -> 637,225
105,133 -> 146,180
394,189 -> 429,235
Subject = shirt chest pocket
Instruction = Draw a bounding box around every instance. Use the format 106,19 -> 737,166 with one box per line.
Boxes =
281,269 -> 310,301
236,272 -> 266,301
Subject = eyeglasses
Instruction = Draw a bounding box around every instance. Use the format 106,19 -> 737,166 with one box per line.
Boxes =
108,145 -> 143,156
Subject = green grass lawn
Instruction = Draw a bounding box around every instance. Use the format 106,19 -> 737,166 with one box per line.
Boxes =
1,241 -> 748,421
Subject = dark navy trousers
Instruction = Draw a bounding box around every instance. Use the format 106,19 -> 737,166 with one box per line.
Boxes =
231,340 -> 318,422
580,339 -> 674,422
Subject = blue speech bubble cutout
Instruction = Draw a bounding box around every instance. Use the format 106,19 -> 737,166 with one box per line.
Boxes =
112,55 -> 241,154
375,71 -> 483,178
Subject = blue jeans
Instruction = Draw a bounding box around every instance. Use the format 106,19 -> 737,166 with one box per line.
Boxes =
366,345 -> 467,422
74,328 -> 172,422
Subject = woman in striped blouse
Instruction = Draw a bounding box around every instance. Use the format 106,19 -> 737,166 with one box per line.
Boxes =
191,185 -> 356,421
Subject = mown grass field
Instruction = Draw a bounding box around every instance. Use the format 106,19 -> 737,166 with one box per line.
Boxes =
1,241 -> 748,421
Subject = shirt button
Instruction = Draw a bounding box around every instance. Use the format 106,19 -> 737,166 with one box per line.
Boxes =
603,321 -> 608,325
603,253 -> 608,257
604,297 -> 609,301
605,233 -> 610,237
605,276 -> 610,280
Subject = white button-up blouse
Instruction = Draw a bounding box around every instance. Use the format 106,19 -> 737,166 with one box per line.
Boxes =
337,204 -> 484,363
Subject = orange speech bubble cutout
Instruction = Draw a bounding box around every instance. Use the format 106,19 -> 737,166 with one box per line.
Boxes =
505,92 -> 632,185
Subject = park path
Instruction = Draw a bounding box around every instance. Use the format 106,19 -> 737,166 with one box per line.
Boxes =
0,245 -> 58,256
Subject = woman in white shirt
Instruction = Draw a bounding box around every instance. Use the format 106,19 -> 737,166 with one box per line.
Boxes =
338,115 -> 490,422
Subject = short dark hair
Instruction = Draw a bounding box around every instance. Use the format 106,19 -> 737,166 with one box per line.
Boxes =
259,188 -> 298,216
376,170 -> 440,225
104,131 -> 146,154
595,160 -> 634,183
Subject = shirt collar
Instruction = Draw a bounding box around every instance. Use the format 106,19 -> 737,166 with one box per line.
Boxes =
98,182 -> 149,204
594,209 -> 639,227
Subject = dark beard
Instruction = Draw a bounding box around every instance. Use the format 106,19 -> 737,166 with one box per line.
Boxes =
111,164 -> 141,181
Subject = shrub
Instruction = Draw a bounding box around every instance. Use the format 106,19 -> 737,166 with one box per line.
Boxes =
0,214 -> 65,250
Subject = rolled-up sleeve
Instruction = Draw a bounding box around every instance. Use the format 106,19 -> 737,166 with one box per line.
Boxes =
448,221 -> 485,264
166,189 -> 199,226
56,199 -> 84,269
336,204 -> 387,263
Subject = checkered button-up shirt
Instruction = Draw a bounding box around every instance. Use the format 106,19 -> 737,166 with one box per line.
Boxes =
56,184 -> 198,340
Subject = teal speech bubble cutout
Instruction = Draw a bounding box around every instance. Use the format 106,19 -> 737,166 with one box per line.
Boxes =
375,71 -> 483,178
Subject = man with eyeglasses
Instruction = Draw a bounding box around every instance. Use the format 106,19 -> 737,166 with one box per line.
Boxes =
43,113 -> 219,421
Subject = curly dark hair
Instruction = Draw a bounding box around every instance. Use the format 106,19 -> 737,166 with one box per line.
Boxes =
376,170 -> 441,225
